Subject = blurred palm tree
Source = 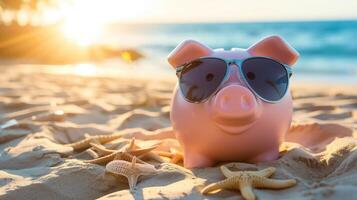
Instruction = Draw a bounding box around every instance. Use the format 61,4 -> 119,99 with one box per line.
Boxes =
0,0 -> 143,64
0,0 -> 60,10
0,0 -> 69,25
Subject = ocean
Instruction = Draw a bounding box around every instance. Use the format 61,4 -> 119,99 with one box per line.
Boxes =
97,20 -> 357,83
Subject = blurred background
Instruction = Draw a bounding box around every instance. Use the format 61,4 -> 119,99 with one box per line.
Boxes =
0,0 -> 356,83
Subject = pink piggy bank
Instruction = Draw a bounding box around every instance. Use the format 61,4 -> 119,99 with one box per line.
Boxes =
168,35 -> 299,168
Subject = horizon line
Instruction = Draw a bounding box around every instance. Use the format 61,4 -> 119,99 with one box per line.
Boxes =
107,18 -> 357,25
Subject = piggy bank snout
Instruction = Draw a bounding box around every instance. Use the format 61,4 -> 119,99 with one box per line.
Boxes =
211,85 -> 259,124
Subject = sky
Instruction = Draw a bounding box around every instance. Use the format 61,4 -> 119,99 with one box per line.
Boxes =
98,0 -> 357,23
8,0 -> 356,26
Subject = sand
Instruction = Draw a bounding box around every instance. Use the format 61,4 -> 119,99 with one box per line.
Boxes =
0,65 -> 356,200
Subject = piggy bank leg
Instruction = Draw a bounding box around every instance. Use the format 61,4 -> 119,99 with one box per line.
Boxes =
184,151 -> 214,168
247,148 -> 279,163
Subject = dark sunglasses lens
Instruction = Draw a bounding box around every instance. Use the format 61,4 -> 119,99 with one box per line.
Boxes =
180,58 -> 227,102
242,58 -> 289,101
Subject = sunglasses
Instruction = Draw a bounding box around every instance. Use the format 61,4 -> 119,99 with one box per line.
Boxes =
175,56 -> 293,103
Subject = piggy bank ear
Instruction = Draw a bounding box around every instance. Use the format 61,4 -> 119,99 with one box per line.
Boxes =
247,35 -> 299,66
168,40 -> 213,68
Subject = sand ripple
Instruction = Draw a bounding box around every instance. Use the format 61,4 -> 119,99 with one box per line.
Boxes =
0,69 -> 355,200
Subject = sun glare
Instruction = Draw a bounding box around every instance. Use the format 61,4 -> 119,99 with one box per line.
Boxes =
74,64 -> 97,76
59,0 -> 105,46
56,0 -> 150,46
61,20 -> 103,46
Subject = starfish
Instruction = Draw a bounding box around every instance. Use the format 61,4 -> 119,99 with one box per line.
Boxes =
85,138 -> 158,165
202,165 -> 296,200
154,148 -> 184,164
127,138 -> 165,163
106,156 -> 159,190
65,132 -> 124,151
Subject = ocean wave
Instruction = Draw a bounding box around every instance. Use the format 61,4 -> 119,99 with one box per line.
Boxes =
104,20 -> 357,76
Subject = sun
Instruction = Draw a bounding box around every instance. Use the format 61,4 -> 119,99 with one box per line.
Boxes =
59,0 -> 106,46
53,0 -> 151,46
61,19 -> 103,46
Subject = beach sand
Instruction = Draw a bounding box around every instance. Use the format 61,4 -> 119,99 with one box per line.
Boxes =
0,65 -> 356,200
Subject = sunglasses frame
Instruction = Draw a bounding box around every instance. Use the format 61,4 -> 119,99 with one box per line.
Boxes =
175,56 -> 293,104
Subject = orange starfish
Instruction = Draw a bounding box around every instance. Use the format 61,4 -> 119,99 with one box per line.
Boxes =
154,148 -> 184,164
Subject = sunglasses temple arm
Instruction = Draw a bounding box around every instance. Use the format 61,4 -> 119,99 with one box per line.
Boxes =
175,66 -> 185,78
285,65 -> 293,78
